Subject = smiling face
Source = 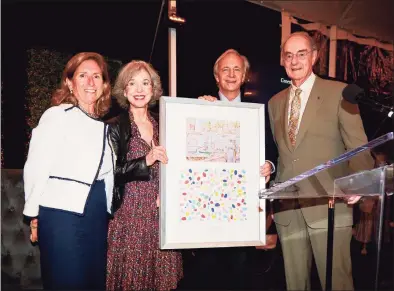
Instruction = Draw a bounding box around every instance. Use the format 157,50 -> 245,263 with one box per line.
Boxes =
215,52 -> 246,100
66,59 -> 104,111
124,69 -> 153,109
282,35 -> 317,87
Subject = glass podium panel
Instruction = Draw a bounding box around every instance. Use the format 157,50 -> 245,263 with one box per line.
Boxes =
259,132 -> 393,200
258,132 -> 393,290
334,165 -> 392,197
334,164 -> 393,290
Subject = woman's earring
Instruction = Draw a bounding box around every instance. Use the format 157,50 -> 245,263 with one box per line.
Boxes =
70,88 -> 73,94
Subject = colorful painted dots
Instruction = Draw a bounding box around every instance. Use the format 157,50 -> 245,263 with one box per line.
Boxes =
180,168 -> 247,222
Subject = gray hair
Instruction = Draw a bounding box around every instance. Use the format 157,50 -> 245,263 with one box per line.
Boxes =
213,49 -> 250,78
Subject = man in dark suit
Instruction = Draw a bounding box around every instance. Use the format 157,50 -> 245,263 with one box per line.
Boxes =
189,49 -> 279,290
200,49 -> 276,178
268,31 -> 374,290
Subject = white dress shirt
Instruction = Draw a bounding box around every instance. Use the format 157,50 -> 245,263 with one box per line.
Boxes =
218,91 -> 275,174
287,72 -> 316,134
219,91 -> 241,102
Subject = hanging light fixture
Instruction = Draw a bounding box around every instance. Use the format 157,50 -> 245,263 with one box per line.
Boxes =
168,0 -> 186,24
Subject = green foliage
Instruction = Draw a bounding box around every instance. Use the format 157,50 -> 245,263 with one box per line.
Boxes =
25,48 -> 123,131
26,48 -> 70,130
106,58 -> 123,85
25,48 -> 123,158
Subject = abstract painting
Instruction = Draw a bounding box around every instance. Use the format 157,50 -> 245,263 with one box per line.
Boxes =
179,168 -> 247,222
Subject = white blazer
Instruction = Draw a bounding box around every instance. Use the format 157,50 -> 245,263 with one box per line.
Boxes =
23,104 -> 115,217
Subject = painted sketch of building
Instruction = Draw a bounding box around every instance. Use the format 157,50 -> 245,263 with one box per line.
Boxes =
186,118 -> 240,163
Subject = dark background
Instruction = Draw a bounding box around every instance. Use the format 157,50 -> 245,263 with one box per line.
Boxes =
2,0 -> 391,169
2,0 -> 288,168
1,2 -> 393,290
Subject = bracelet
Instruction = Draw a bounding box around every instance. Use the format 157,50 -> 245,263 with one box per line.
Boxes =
30,225 -> 38,229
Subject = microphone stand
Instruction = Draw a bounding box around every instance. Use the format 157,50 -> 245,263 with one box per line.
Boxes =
356,97 -> 394,119
325,198 -> 335,291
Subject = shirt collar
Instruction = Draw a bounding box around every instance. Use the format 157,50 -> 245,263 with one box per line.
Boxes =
218,91 -> 242,103
291,72 -> 316,93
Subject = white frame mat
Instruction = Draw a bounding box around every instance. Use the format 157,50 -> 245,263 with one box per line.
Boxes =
159,97 -> 266,249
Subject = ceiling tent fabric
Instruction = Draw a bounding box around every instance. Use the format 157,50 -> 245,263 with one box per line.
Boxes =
248,0 -> 394,51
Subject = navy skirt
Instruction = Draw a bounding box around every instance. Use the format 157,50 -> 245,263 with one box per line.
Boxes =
38,180 -> 108,290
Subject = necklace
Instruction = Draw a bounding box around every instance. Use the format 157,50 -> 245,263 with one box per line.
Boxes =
78,106 -> 99,119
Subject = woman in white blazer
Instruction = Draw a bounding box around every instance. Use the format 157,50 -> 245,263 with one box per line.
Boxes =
24,52 -> 114,290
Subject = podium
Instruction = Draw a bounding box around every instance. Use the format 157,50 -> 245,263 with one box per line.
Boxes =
334,164 -> 393,290
260,132 -> 393,291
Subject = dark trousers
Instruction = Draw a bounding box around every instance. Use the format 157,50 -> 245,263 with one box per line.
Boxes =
180,245 -> 286,291
38,180 -> 108,290
181,247 -> 252,290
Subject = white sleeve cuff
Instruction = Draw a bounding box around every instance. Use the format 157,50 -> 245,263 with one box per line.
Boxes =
265,160 -> 276,174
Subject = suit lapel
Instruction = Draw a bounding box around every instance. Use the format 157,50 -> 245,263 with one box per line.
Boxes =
294,77 -> 324,149
280,87 -> 293,152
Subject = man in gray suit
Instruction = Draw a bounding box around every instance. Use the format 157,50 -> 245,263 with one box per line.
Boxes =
268,31 -> 374,290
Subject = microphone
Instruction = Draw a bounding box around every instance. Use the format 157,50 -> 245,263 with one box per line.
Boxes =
342,84 -> 394,119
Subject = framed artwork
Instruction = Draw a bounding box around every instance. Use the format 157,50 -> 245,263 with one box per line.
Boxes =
159,97 -> 266,249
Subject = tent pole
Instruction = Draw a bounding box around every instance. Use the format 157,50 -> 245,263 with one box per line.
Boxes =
281,11 -> 291,63
168,27 -> 177,97
168,0 -> 177,97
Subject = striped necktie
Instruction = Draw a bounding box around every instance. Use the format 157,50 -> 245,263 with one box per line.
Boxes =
288,88 -> 302,146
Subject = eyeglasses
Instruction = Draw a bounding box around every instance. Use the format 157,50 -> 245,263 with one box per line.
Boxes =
283,50 -> 313,62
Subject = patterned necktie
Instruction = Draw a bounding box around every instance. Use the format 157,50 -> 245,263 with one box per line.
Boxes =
288,88 -> 302,146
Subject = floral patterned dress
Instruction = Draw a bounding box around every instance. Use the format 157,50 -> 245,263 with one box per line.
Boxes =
107,113 -> 183,291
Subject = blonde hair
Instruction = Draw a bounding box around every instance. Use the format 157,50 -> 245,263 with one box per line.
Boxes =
113,60 -> 163,110
213,49 -> 250,79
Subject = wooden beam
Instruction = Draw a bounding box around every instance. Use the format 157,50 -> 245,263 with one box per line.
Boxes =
281,11 -> 291,65
329,25 -> 338,78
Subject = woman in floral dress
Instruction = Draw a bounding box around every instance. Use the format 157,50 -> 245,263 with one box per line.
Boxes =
106,60 -> 183,291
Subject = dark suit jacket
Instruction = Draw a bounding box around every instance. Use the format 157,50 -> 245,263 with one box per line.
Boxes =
217,93 -> 278,233
219,94 -> 278,171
